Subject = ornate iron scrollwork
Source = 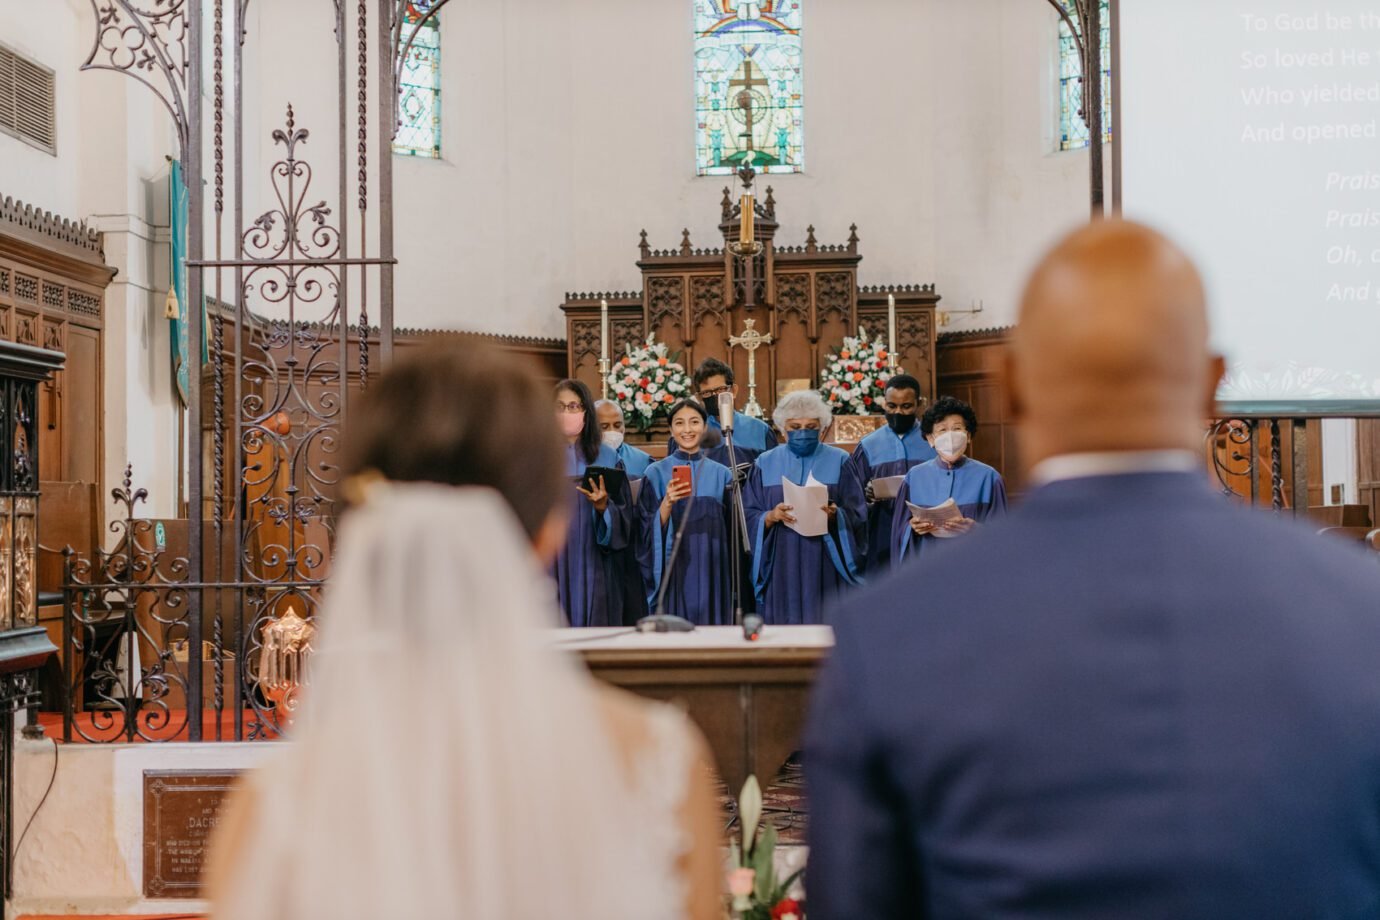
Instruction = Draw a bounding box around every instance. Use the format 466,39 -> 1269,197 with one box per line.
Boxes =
82,1 -> 191,160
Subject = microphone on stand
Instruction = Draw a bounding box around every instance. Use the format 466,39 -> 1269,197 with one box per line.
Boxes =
717,391 -> 736,432
742,613 -> 764,641
638,452 -> 699,634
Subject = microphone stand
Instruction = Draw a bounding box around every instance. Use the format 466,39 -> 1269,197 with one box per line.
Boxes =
638,465 -> 698,633
721,419 -> 753,628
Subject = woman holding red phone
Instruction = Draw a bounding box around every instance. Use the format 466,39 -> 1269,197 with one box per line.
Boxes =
636,400 -> 734,624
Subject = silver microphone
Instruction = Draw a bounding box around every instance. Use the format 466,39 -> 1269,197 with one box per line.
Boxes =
717,391 -> 735,432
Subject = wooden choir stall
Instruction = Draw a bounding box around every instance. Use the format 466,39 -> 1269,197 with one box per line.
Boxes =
562,166 -> 940,442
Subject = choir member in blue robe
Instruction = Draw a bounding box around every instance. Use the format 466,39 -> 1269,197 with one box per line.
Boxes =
744,389 -> 867,624
666,357 -> 778,468
596,399 -> 652,623
551,379 -> 632,627
892,395 -> 1007,566
842,374 -> 936,573
596,399 -> 654,477
636,400 -> 735,625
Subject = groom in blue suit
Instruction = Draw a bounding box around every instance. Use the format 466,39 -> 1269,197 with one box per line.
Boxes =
805,221 -> 1380,919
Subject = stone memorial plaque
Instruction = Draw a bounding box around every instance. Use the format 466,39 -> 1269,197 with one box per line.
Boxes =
143,769 -> 241,898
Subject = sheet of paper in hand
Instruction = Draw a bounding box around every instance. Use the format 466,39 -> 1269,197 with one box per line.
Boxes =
870,475 -> 906,501
907,497 -> 964,538
783,476 -> 830,538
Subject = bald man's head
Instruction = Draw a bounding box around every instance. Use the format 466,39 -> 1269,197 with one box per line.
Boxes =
1007,221 -> 1224,469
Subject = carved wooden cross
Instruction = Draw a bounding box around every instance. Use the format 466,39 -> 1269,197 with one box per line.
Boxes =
729,59 -> 769,154
728,318 -> 774,419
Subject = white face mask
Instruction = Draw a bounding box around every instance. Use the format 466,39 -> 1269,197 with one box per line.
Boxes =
932,430 -> 968,459
601,430 -> 625,451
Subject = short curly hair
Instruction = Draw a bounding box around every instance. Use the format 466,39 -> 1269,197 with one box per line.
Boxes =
921,396 -> 978,438
772,389 -> 833,431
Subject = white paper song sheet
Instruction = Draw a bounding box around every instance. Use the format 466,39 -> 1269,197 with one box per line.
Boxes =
782,476 -> 829,538
907,497 -> 963,539
870,475 -> 905,501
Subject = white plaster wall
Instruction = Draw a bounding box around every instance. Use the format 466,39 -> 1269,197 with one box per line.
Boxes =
0,0 -> 184,518
376,0 -> 1097,338
8,736 -> 278,916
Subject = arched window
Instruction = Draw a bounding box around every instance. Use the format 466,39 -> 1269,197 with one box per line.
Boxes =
394,2 -> 441,158
695,1 -> 803,176
1059,0 -> 1111,151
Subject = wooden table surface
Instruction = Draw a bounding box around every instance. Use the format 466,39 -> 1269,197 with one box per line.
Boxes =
560,626 -> 833,792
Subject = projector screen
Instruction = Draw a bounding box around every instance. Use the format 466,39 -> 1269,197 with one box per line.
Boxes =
1120,0 -> 1380,406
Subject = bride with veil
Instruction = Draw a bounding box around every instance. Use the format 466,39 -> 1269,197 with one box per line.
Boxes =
206,343 -> 722,919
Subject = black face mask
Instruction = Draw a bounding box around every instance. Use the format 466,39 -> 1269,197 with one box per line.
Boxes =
886,412 -> 917,435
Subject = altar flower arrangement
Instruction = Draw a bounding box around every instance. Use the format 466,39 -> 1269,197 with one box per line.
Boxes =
605,335 -> 692,432
727,775 -> 805,920
818,327 -> 896,416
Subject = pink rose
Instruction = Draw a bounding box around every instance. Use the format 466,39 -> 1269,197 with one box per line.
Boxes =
727,867 -> 756,897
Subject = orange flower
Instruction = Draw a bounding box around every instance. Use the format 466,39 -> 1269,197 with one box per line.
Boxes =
853,372 -> 864,382
663,393 -> 674,403
657,357 -> 668,366
840,350 -> 851,359
621,356 -> 631,366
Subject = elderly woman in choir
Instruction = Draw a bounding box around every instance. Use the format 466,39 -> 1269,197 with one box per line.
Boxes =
743,389 -> 867,624
891,395 -> 1007,566
636,400 -> 735,625
553,378 -> 634,627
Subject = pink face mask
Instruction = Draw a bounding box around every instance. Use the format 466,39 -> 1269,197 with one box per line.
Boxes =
557,411 -> 586,438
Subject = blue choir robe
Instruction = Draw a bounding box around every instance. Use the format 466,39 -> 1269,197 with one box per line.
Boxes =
844,425 -> 936,573
891,456 -> 1007,567
744,443 -> 867,625
635,451 -> 735,625
613,442 -> 654,624
552,443 -> 633,627
614,442 -> 654,478
667,410 -> 777,470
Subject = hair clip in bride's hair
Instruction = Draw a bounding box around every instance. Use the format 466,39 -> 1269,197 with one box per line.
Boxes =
342,469 -> 386,506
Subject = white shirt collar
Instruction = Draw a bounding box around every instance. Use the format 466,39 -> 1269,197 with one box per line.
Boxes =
1029,450 -> 1199,487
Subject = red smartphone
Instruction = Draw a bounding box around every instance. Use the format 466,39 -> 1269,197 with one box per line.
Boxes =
671,465 -> 693,492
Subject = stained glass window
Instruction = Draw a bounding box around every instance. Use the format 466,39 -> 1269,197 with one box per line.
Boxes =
393,3 -> 441,158
695,1 -> 803,176
1059,0 -> 1111,151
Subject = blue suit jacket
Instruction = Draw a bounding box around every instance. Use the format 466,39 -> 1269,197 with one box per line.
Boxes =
806,472 -> 1380,920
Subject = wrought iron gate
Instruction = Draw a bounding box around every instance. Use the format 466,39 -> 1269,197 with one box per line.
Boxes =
60,0 -> 451,743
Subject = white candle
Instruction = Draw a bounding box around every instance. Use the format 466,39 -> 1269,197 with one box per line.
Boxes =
600,299 -> 610,364
887,293 -> 897,361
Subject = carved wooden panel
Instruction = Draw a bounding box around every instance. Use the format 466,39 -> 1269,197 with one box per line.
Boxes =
896,311 -> 931,363
611,317 -> 644,357
42,319 -> 63,352
0,268 -> 8,295
13,274 -> 37,303
689,275 -> 726,326
571,318 -> 600,369
41,281 -> 64,312
15,312 -> 38,346
816,272 -> 853,322
647,277 -> 684,335
68,289 -> 102,321
776,272 -> 810,325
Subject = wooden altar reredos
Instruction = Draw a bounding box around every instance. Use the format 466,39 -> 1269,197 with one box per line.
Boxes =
561,177 -> 940,420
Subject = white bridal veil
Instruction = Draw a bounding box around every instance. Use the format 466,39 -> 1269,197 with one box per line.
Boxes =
214,484 -> 681,919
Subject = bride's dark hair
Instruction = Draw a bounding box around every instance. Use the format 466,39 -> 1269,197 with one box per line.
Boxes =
342,341 -> 565,540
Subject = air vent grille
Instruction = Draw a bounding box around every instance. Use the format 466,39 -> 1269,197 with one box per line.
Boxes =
0,43 -> 56,155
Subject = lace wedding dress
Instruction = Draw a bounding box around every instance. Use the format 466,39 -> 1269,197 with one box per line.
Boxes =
213,485 -> 697,919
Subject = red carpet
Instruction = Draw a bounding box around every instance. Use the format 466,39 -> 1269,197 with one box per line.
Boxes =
36,709 -> 279,743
